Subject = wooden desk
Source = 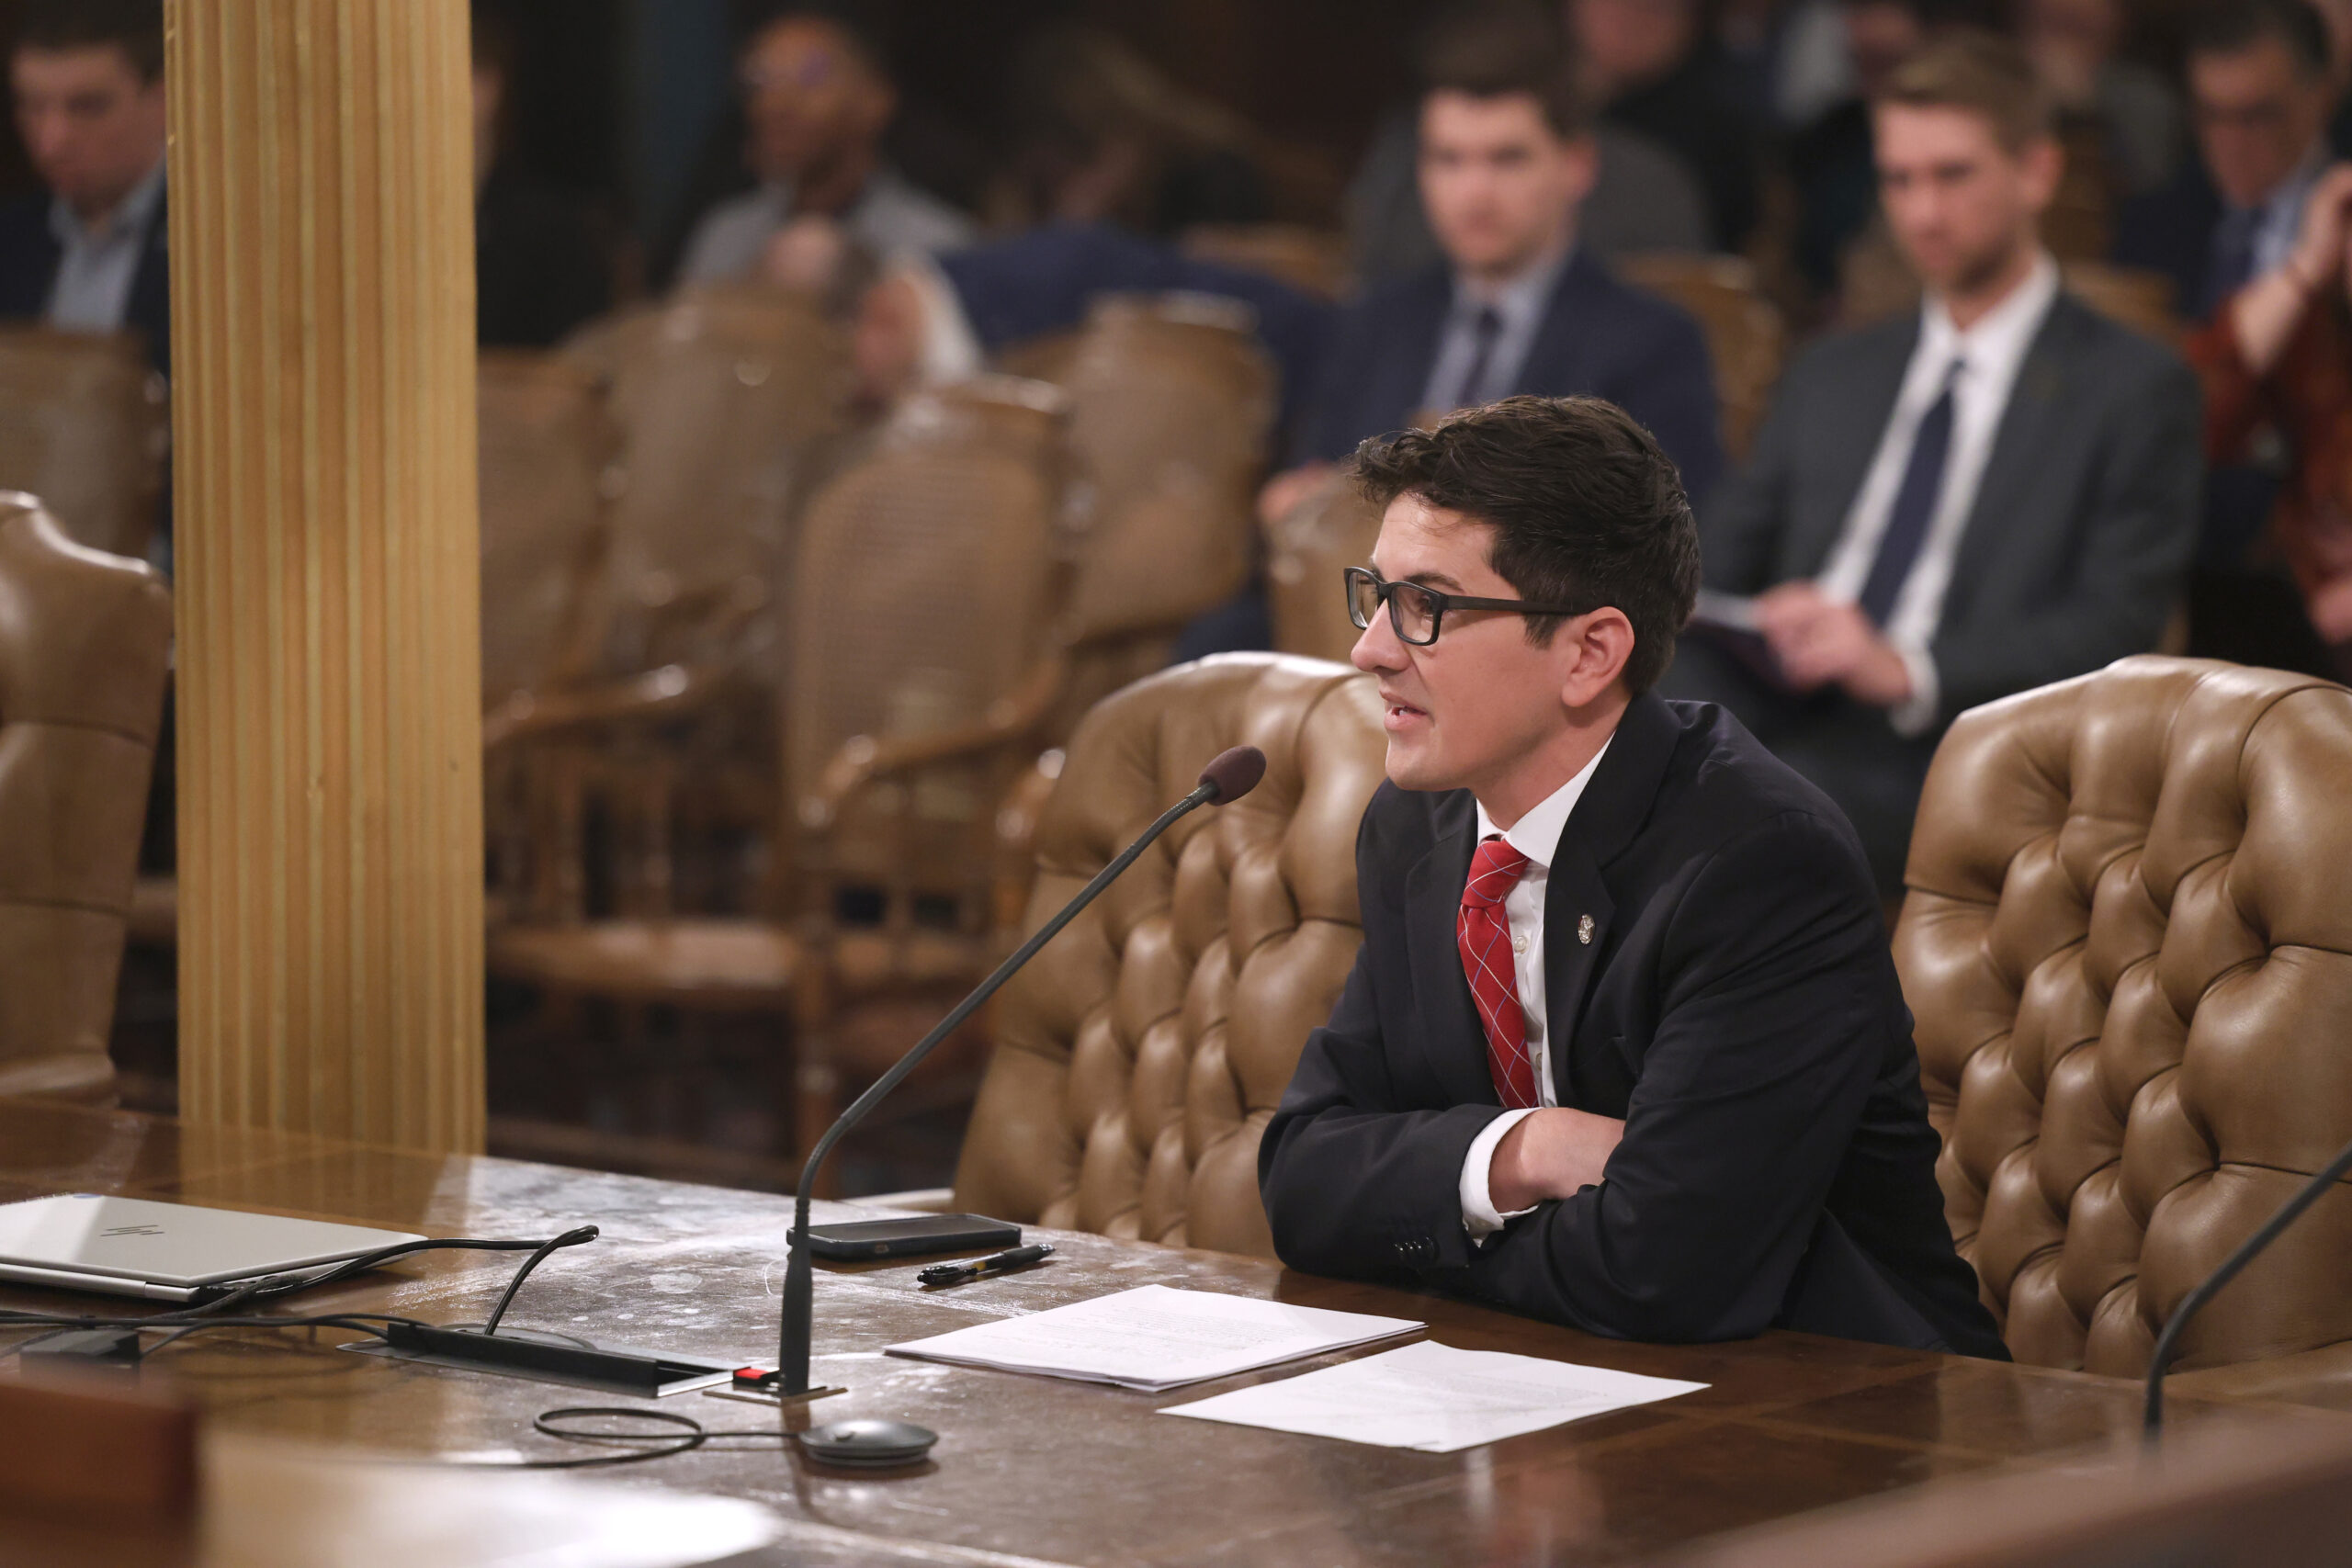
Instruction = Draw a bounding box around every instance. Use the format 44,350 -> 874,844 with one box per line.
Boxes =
4,1097 -> 2346,1567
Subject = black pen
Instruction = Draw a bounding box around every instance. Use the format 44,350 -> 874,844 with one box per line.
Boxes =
917,1244 -> 1054,1288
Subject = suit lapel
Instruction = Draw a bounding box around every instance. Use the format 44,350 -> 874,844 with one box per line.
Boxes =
1791,318 -> 1919,580
1510,251 -> 1602,396
1941,299 -> 2077,627
1402,791 -> 1500,1110
1379,271 -> 1454,430
1543,694 -> 1681,1110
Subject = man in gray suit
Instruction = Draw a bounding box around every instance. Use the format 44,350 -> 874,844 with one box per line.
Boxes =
1670,32 -> 2201,895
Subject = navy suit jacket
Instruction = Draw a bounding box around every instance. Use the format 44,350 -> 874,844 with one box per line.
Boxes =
1294,251 -> 1724,503
0,189 -> 171,376
1259,692 -> 2006,1358
939,221 -> 1331,433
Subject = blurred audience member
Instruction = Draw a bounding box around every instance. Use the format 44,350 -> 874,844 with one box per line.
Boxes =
2018,0 -> 2184,195
472,15 -> 611,348
2187,161 -> 2352,672
1291,21 -> 1722,502
1570,0 -> 1764,249
677,8 -> 971,287
1786,0 -> 1935,296
0,0 -> 167,371
1349,2 -> 1709,284
2115,0 -> 2337,321
1676,33 -> 2200,894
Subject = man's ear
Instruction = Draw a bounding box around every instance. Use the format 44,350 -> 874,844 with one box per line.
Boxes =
2018,134 -> 2065,214
1556,606 -> 1635,711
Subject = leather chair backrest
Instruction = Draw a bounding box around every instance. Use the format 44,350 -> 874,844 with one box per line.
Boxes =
786,377 -> 1069,900
2061,262 -> 2183,348
1901,656 -> 2352,1376
0,498 -> 170,1100
477,350 -> 616,710
1266,477 -> 1382,666
1613,253 -> 1785,460
566,285 -> 850,681
0,328 -> 167,560
954,654 -> 1387,1257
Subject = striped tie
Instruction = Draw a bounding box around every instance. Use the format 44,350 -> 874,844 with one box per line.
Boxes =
1459,835 -> 1537,1109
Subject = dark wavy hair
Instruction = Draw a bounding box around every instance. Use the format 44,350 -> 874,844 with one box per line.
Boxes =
1349,396 -> 1700,695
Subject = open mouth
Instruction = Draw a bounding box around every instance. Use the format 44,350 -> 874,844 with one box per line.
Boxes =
1381,692 -> 1428,728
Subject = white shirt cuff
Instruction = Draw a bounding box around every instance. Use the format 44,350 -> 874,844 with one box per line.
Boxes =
1887,642 -> 1940,739
890,254 -> 983,388
1459,1107 -> 1542,1239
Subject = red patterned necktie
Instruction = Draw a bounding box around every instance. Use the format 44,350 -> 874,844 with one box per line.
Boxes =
1459,834 -> 1538,1110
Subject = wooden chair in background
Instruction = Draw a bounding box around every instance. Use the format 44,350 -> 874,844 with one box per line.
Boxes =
0,327 -> 168,561
0,498 -> 171,1101
1178,223 -> 1351,300
484,378 -> 1077,1173
1615,253 -> 1788,460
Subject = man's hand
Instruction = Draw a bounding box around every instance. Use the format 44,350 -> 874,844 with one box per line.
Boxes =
1754,582 -> 1914,708
1258,462 -> 1337,526
1487,1108 -> 1626,1213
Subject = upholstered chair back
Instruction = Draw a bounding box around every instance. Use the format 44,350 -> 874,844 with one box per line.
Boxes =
1900,657 -> 2352,1378
954,654 -> 1387,1257
477,351 -> 616,710
786,377 -> 1069,904
1613,254 -> 1785,460
567,285 -> 850,680
0,499 -> 171,1100
1266,478 -> 1383,666
0,327 -> 167,560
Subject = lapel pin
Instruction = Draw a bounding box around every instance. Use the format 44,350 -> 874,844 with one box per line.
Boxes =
1577,914 -> 1595,945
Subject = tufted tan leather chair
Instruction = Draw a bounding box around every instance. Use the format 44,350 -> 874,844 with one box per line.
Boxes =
1614,254 -> 1785,461
1900,656 -> 2352,1388
0,498 -> 171,1100
953,653 -> 1387,1257
0,327 -> 168,561
1266,476 -> 1382,667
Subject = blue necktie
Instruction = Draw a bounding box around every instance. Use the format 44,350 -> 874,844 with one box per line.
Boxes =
1449,306 -> 1504,411
1859,361 -> 1962,627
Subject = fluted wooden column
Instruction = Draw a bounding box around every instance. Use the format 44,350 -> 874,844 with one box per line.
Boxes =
168,0 -> 484,1151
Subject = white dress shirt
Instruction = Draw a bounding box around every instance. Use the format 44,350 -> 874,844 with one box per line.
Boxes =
1418,241 -> 1573,415
1455,737 -> 1614,1237
1815,252 -> 2060,737
45,162 -> 163,334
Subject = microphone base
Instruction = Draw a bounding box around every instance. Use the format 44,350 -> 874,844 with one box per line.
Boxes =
705,1373 -> 848,1409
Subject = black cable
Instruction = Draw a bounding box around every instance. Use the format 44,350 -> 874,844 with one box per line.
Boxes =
195,1232 -> 600,1317
482,1226 -> 599,1335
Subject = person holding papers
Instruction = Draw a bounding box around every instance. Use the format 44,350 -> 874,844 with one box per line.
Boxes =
1256,392 -> 2007,1359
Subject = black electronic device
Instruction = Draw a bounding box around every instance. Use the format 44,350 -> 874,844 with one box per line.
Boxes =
804,1214 -> 1019,1261
729,744 -> 1270,1422
797,1417 -> 939,1469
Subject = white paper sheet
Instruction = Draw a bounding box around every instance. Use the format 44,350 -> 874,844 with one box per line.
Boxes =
883,1283 -> 1423,1393
1159,1338 -> 1707,1452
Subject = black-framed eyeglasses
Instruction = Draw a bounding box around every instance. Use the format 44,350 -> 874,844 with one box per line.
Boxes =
1343,566 -> 1591,647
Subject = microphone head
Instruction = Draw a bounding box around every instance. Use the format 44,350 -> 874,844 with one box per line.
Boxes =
1197,745 -> 1267,805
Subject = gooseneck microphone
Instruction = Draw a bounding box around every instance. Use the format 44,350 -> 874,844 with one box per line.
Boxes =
769,745 -> 1268,1402
2143,1129 -> 2352,1444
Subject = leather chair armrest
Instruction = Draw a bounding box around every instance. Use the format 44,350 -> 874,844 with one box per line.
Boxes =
2167,1342 -> 2352,1414
800,654 -> 1069,829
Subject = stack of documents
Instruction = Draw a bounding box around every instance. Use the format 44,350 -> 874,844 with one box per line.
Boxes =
1162,1339 -> 1708,1452
885,1283 -> 1422,1393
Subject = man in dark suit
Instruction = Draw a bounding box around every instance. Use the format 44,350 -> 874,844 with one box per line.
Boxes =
1274,28 -> 1723,511
1258,395 -> 2003,1357
1674,33 -> 2201,896
0,0 -> 169,374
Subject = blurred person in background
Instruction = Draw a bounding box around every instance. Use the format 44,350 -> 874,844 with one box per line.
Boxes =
1570,0 -> 1764,250
2115,0 -> 2338,321
2016,0 -> 2184,196
1675,32 -> 2200,896
2186,160 -> 2352,675
1283,17 -> 1723,505
676,6 -> 971,287
1348,0 -> 1710,287
472,13 -> 611,348
0,0 -> 167,372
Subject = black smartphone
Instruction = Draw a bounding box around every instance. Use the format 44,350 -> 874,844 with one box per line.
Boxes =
803,1213 -> 1020,1261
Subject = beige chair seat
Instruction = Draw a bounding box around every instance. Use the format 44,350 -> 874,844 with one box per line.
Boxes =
488,919 -> 984,1011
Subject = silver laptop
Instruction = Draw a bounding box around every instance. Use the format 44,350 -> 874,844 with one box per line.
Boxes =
0,1193 -> 426,1303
